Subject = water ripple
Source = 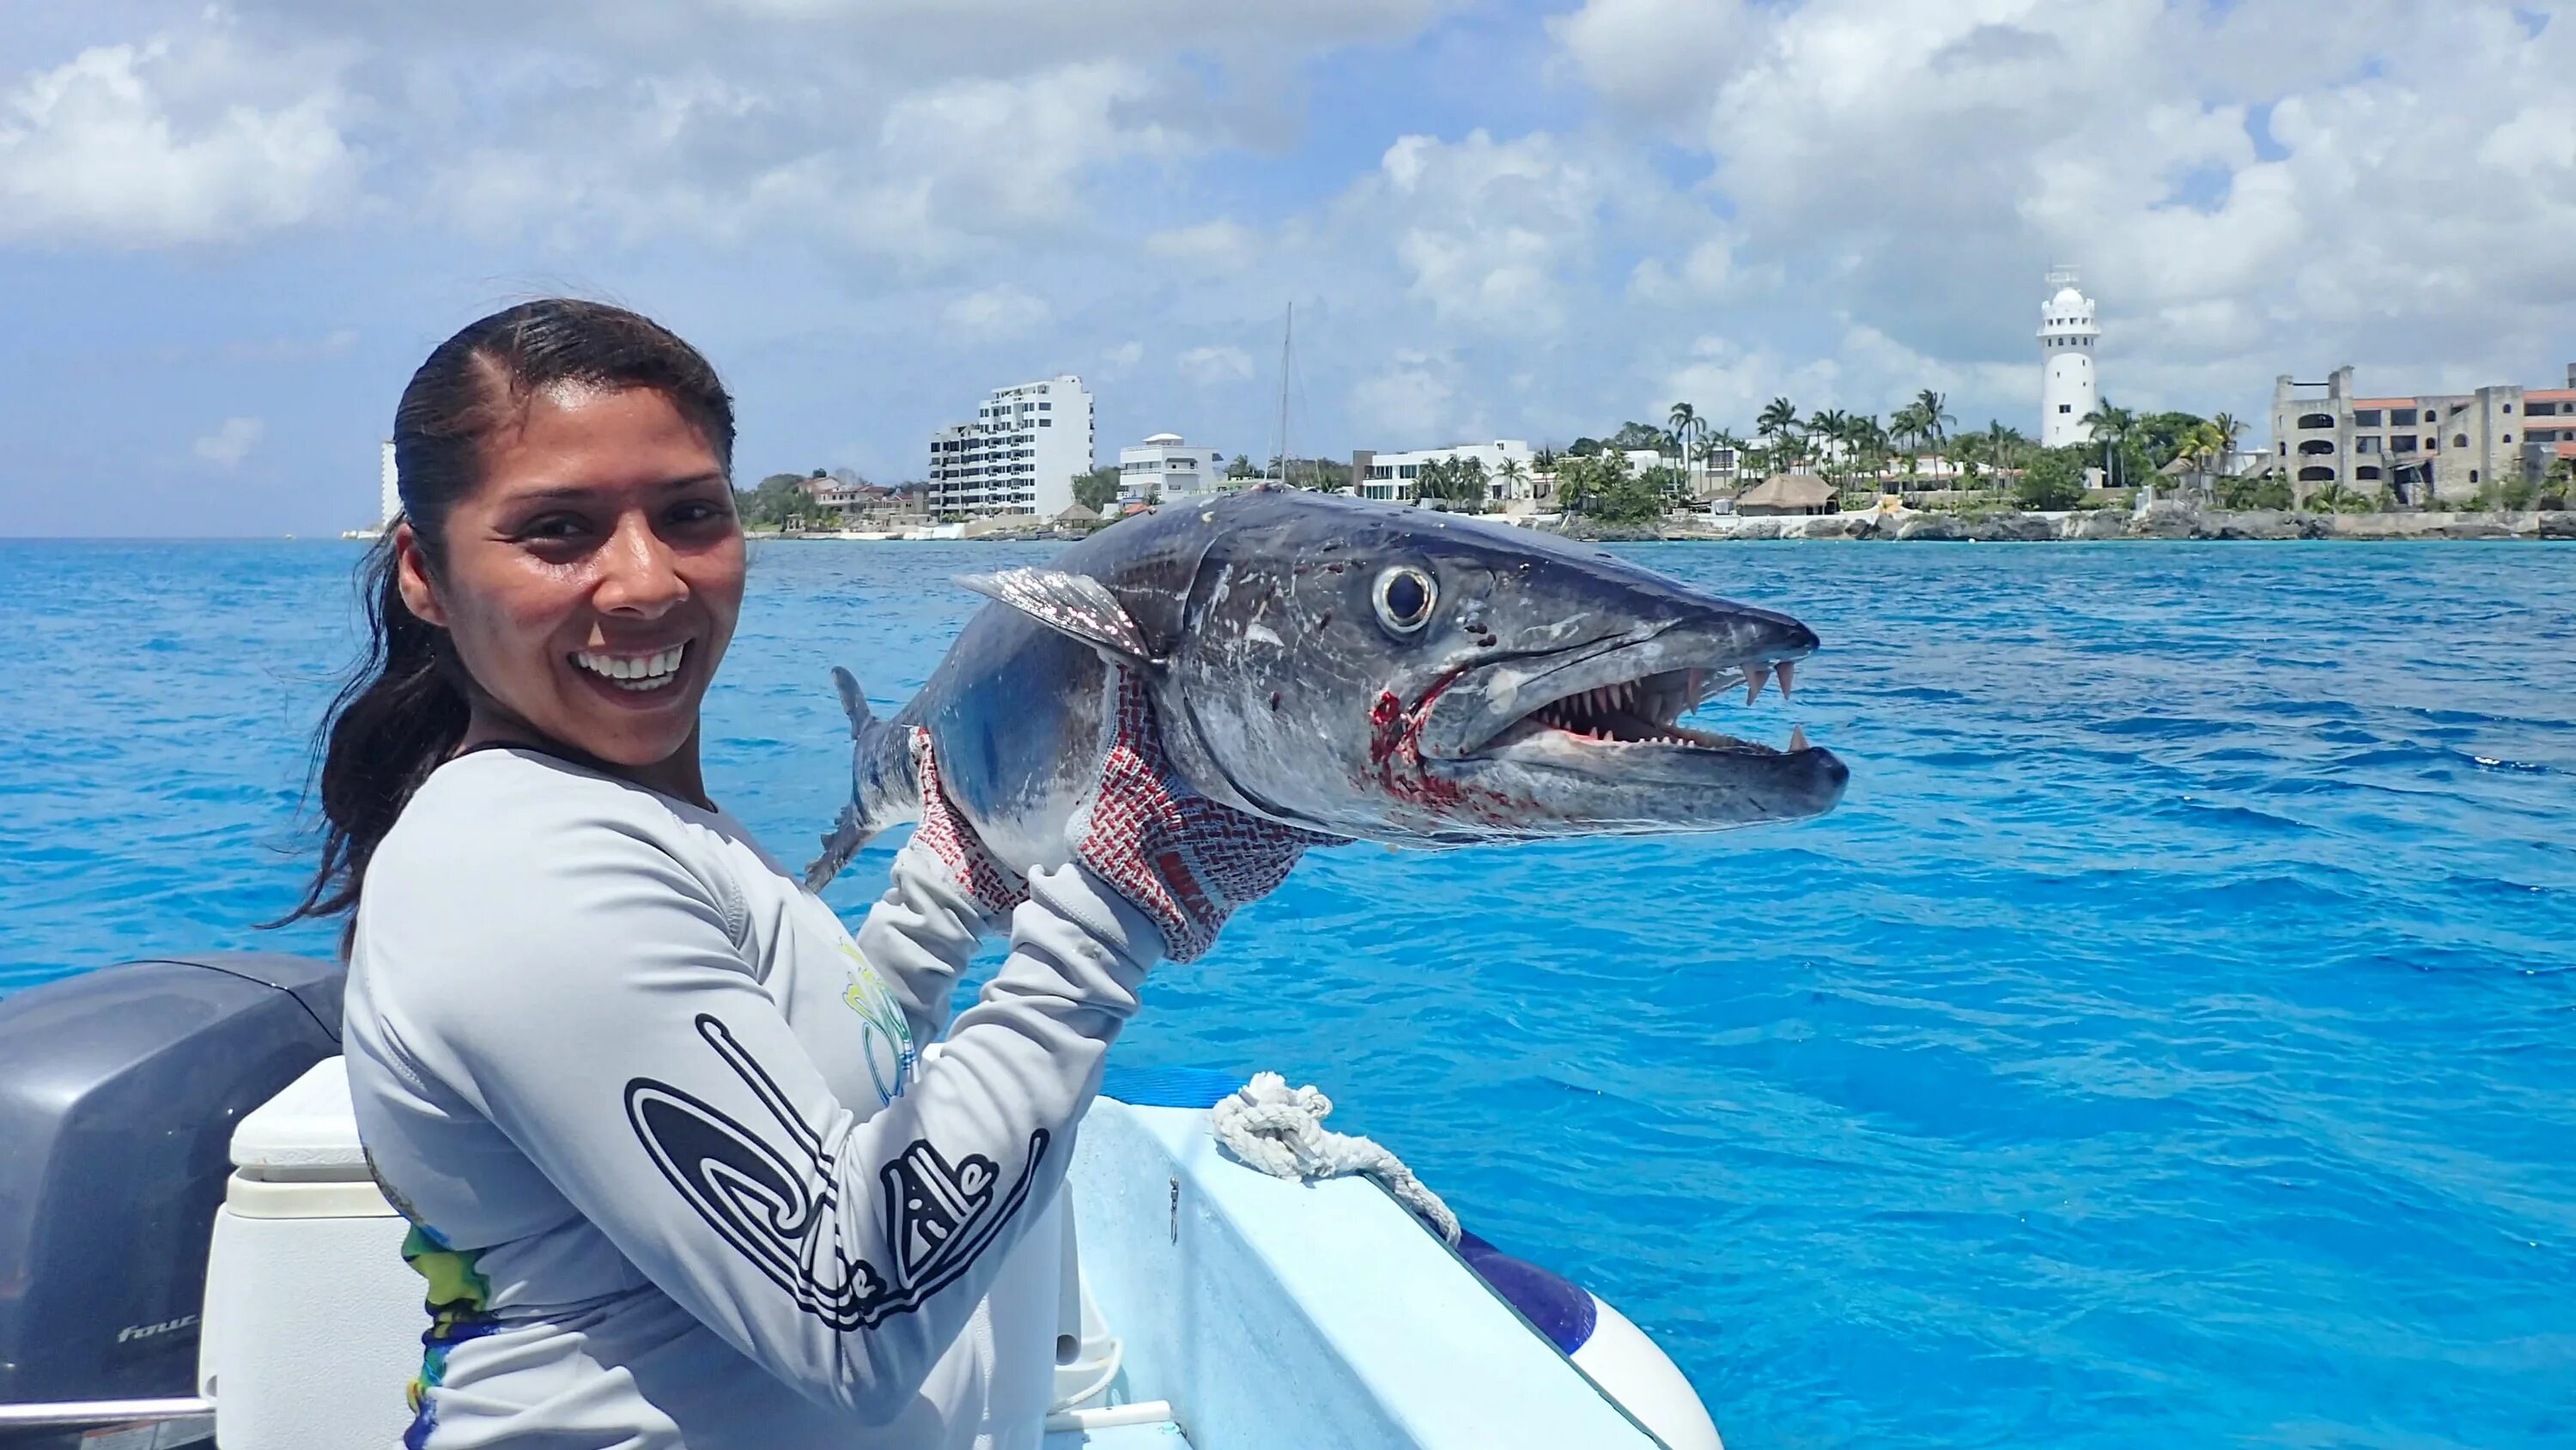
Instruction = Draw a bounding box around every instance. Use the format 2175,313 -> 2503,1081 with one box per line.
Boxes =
3,537 -> 2573,1447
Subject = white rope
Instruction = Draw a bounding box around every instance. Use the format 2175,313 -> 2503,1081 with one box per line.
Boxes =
1211,1071 -> 1461,1245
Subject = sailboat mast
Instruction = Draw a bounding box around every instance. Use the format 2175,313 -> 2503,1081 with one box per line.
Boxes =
1275,303 -> 1294,485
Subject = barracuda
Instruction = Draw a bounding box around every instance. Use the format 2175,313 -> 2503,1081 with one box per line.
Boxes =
805,489 -> 1846,885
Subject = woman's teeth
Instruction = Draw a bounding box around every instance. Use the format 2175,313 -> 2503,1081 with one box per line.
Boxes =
573,643 -> 687,692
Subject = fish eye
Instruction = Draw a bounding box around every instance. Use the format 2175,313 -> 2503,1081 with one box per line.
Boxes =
1372,566 -> 1437,635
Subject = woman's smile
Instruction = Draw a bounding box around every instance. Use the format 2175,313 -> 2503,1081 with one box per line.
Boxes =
570,640 -> 692,696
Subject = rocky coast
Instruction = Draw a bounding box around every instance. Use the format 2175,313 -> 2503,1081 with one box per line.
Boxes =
1563,505 -> 2576,543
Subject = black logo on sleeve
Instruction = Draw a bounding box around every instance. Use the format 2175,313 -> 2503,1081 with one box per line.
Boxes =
623,1014 -> 1048,1329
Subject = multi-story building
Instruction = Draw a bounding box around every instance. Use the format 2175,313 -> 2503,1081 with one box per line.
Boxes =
2267,363 -> 2575,506
1115,432 -> 1225,504
1358,440 -> 1540,504
379,440 -> 400,527
925,375 -> 1095,519
2038,267 -> 2102,448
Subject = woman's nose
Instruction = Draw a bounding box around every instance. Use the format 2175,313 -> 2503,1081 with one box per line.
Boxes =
594,513 -> 688,616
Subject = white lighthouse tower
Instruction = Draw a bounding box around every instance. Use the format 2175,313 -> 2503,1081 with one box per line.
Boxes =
379,440 -> 401,528
2038,266 -> 2100,447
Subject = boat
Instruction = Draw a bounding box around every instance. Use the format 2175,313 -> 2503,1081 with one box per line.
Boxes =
0,954 -> 1722,1448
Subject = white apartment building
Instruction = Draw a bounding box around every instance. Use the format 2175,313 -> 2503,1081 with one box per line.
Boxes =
1116,433 -> 1225,505
380,440 -> 399,527
926,375 -> 1096,518
1358,440 -> 1546,505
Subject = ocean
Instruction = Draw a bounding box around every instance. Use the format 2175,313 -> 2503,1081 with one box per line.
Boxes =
2,536 -> 2569,1447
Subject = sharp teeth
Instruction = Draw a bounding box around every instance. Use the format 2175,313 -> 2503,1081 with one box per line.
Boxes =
1789,725 -> 1808,752
1776,660 -> 1795,701
1745,665 -> 1769,705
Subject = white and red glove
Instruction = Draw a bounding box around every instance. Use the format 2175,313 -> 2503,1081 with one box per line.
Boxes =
1066,665 -> 1337,963
907,726 -> 1030,920
906,672 -> 1334,961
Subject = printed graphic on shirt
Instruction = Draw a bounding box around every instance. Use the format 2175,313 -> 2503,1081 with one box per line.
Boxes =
837,943 -> 916,1107
624,1013 -> 1047,1330
397,1222 -> 500,1449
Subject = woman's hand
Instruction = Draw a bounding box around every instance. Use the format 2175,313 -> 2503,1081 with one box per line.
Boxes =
1064,664 -> 1336,963
906,726 -> 1030,920
907,670 -> 1334,962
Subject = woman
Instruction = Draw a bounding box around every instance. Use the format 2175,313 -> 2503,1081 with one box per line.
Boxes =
283,300 -> 1306,1448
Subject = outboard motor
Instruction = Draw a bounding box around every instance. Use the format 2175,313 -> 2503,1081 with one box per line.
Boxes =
0,954 -> 343,1446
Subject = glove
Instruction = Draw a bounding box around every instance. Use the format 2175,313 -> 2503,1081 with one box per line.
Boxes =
907,726 -> 1030,920
1067,664 -> 1338,963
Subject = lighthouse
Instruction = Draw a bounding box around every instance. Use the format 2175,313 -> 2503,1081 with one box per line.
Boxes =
2038,267 -> 2099,447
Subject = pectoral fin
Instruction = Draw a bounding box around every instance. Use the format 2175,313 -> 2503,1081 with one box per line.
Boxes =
954,568 -> 1153,664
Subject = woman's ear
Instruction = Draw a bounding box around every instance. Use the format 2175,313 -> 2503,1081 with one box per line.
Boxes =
392,524 -> 447,627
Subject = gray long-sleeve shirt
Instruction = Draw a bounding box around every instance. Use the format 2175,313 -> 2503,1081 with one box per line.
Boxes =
343,747 -> 1161,1448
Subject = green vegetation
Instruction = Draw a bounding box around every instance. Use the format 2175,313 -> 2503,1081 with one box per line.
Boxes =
2013,446 -> 2089,510
735,470 -> 834,529
1074,466 -> 1124,513
2219,476 -> 2293,510
1554,449 -> 1663,525
1413,455 -> 1490,512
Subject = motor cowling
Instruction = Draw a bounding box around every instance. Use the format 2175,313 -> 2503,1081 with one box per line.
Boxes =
0,955 -> 343,1409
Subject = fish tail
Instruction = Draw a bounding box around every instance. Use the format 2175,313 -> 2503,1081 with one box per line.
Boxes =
803,667 -> 921,890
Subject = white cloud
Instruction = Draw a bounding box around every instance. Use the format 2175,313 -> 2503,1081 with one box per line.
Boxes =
1351,349 -> 1476,445
1546,0 -> 1759,128
1146,219 -> 1258,270
1101,340 -> 1144,370
1549,0 -> 2576,425
1176,345 -> 1255,385
940,283 -> 1051,338
191,416 -> 264,469
1367,129 -> 1628,334
0,29 -> 360,248
1630,235 -> 1746,303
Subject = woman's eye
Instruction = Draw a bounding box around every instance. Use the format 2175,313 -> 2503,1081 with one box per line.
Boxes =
518,514 -> 591,541
1372,566 -> 1437,635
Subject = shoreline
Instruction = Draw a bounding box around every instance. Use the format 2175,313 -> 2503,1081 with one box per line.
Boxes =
743,505 -> 2576,544
1613,505 -> 2576,543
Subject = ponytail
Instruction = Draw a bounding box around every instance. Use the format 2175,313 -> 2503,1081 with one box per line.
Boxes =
274,532 -> 471,940
274,299 -> 733,949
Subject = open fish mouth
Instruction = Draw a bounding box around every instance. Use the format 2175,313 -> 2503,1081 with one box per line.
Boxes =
1480,660 -> 1811,758
1420,622 -> 1827,767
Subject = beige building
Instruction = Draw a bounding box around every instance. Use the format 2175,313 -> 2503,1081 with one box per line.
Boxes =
2268,364 -> 2576,507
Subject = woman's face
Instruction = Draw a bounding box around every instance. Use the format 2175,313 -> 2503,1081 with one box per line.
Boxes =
398,384 -> 744,784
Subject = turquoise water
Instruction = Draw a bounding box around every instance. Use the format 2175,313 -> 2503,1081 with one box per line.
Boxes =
3,537 -> 2571,1446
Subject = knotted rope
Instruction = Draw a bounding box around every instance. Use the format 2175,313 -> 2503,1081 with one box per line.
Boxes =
1210,1071 -> 1460,1245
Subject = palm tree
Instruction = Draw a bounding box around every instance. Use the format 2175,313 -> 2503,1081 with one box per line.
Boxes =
1913,389 -> 1955,482
1757,397 -> 1799,471
1978,420 -> 2026,494
1700,428 -> 1747,493
2081,398 -> 2140,488
2208,412 -> 2245,476
1888,400 -> 1929,478
1496,455 -> 1528,504
1665,401 -> 1698,487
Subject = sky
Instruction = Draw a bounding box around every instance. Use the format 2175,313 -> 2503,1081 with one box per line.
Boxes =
1,0 -> 2570,537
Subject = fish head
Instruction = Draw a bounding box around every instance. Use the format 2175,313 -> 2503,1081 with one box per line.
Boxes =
1153,493 -> 1847,844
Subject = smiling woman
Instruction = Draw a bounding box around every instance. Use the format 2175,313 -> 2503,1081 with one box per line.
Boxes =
277,300 -> 747,933
258,299 -> 1311,1450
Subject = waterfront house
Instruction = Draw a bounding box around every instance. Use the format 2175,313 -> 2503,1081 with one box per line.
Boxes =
1736,472 -> 1836,516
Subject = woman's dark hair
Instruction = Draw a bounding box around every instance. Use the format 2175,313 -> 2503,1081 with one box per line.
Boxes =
274,299 -> 734,946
